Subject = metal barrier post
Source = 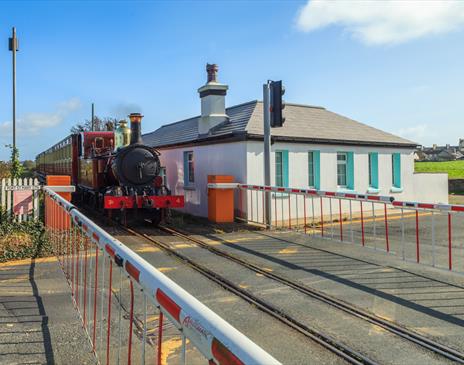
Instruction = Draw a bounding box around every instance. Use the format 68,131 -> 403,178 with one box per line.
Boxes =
128,280 -> 134,364
415,210 -> 420,263
106,260 -> 113,365
360,201 -> 365,246
339,199 -> 343,241
384,203 -> 389,253
432,211 -> 436,267
288,194 -> 291,229
320,197 -> 324,237
448,213 -> 452,270
304,195 -> 307,234
157,311 -> 164,365
349,200 -> 353,243
92,245 -> 99,351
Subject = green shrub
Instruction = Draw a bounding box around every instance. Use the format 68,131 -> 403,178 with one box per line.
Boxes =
0,218 -> 52,262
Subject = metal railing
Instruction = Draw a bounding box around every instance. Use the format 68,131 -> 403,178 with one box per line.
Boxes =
234,184 -> 464,274
44,187 -> 280,365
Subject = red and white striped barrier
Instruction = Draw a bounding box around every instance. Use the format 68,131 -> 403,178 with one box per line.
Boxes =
44,187 -> 280,365
234,183 -> 464,274
238,184 -> 394,203
392,200 -> 464,212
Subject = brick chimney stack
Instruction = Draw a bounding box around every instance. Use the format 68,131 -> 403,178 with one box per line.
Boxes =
197,63 -> 229,135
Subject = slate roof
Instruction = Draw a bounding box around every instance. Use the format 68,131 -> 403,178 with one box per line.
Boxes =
143,100 -> 417,148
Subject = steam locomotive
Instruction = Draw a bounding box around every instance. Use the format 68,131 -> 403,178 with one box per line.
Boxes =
36,113 -> 184,225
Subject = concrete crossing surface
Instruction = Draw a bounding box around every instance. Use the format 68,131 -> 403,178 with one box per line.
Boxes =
0,257 -> 95,365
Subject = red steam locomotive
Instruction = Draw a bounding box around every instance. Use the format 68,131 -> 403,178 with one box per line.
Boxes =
36,113 -> 184,225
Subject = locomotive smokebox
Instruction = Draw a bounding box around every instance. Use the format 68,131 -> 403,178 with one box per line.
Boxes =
129,113 -> 143,145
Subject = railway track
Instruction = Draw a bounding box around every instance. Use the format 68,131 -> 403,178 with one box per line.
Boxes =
121,225 -> 378,365
158,225 -> 464,364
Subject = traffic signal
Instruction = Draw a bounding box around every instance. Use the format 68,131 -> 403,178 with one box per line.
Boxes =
270,80 -> 285,127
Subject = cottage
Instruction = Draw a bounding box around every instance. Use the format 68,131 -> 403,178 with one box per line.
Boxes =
144,65 -> 448,218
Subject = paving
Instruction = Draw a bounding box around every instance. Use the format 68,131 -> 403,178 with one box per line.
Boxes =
0,257 -> 95,365
109,228 -> 344,365
188,228 -> 464,352
105,215 -> 463,364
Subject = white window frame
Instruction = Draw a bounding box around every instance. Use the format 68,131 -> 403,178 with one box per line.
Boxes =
337,152 -> 347,188
275,151 -> 283,187
185,151 -> 194,185
308,151 -> 315,188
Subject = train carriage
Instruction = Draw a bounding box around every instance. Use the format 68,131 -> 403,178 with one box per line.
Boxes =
36,113 -> 184,225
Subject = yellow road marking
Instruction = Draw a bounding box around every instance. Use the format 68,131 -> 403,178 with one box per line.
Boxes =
0,256 -> 57,267
278,247 -> 298,254
158,267 -> 176,273
136,246 -> 160,253
173,244 -> 192,249
161,337 -> 183,365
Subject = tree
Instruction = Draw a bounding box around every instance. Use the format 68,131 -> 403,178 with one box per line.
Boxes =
70,116 -> 118,134
22,160 -> 36,178
5,145 -> 23,179
0,161 -> 10,180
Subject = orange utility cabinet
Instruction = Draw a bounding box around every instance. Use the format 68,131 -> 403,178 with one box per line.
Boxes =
208,175 -> 235,223
46,175 -> 72,202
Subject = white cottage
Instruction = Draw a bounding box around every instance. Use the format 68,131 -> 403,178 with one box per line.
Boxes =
144,65 -> 448,218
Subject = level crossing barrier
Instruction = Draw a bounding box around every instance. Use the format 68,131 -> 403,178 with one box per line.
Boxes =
43,186 -> 280,365
223,184 -> 464,275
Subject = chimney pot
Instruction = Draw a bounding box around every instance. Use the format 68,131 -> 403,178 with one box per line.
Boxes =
206,63 -> 218,83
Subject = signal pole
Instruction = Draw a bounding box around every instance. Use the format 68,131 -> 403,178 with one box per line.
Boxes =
263,81 -> 272,227
91,103 -> 95,131
9,27 -> 19,155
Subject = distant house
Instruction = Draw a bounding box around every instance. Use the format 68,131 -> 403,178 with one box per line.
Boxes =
144,65 -> 448,218
416,144 -> 464,162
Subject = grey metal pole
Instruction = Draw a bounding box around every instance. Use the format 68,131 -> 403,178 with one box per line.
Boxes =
10,27 -> 18,154
263,82 -> 272,227
91,103 -> 95,131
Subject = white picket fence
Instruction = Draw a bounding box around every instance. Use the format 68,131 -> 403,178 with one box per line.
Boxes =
0,178 -> 40,222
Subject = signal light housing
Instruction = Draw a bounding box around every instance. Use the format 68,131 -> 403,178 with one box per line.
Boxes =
270,80 -> 285,128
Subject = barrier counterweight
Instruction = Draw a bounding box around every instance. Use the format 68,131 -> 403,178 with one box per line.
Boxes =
44,187 -> 280,365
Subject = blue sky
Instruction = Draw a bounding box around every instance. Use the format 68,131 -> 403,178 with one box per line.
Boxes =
1,0 -> 463,161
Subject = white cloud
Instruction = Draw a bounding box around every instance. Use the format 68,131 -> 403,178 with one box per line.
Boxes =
296,0 -> 464,45
397,124 -> 428,142
0,97 -> 81,137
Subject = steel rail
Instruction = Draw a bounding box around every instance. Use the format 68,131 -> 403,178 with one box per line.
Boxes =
121,225 -> 378,365
160,225 -> 464,364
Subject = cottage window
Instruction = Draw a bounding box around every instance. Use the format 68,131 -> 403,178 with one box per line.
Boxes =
275,150 -> 288,187
368,152 -> 379,189
337,153 -> 347,187
183,151 -> 194,186
392,153 -> 401,188
159,167 -> 167,186
308,151 -> 315,187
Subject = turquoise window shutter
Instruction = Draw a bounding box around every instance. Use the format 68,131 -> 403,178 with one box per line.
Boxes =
393,153 -> 401,188
283,150 -> 289,187
347,152 -> 354,190
314,150 -> 321,190
183,151 -> 188,186
370,153 -> 379,188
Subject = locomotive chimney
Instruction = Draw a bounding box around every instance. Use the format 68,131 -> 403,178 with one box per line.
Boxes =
129,113 -> 143,144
